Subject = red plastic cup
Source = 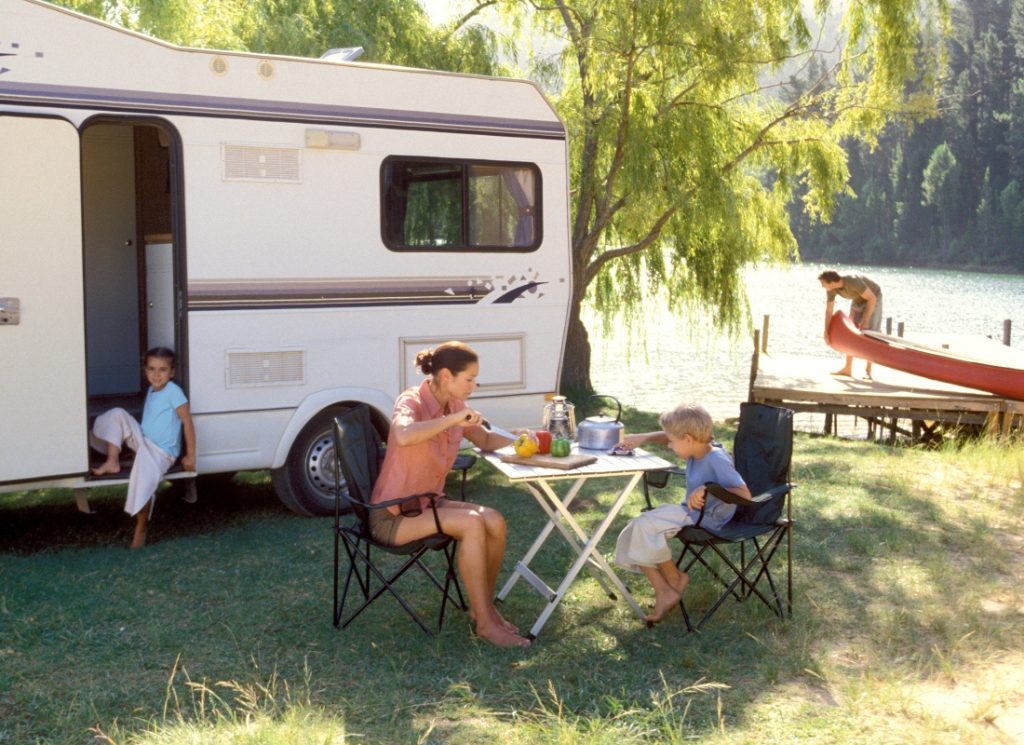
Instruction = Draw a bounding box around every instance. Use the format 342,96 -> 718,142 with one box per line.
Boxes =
533,430 -> 552,455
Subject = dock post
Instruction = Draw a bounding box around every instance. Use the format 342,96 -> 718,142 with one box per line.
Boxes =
886,317 -> 892,334
761,315 -> 770,353
748,330 -> 761,402
897,321 -> 905,338
1003,319 -> 1012,346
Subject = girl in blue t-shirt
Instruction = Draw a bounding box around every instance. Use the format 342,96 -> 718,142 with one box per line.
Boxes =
615,404 -> 751,623
89,347 -> 196,548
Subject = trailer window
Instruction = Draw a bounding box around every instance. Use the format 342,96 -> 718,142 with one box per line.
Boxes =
382,157 -> 541,251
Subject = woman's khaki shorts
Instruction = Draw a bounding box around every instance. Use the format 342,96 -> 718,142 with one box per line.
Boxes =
367,496 -> 452,545
368,507 -> 404,545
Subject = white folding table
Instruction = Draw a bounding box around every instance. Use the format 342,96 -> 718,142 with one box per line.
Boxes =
482,445 -> 673,639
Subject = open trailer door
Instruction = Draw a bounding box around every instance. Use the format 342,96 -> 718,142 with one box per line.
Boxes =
0,116 -> 88,483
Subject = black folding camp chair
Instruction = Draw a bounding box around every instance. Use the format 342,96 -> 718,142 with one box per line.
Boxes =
644,402 -> 794,631
332,404 -> 466,634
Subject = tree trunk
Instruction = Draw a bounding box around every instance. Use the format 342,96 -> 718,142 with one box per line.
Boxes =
560,294 -> 593,392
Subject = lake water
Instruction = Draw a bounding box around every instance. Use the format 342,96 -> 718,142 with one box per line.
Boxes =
584,263 -> 1024,425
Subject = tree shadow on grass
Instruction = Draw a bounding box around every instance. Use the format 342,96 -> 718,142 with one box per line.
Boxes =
0,472 -> 292,555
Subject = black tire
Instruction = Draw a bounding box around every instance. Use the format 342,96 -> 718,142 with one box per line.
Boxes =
271,405 -> 348,516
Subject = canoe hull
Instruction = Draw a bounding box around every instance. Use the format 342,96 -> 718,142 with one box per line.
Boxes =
827,311 -> 1024,400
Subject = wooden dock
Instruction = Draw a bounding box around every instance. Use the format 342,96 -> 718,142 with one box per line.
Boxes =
747,324 -> 1024,444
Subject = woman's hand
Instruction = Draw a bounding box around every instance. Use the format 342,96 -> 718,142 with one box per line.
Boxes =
454,408 -> 483,429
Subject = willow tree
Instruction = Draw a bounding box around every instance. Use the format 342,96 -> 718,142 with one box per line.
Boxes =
449,0 -> 948,390
51,0 -> 501,73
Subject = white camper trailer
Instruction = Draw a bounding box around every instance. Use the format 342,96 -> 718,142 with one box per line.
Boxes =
0,0 -> 572,515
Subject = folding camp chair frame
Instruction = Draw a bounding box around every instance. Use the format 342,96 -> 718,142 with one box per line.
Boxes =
675,495 -> 792,631
331,407 -> 467,635
641,403 -> 794,632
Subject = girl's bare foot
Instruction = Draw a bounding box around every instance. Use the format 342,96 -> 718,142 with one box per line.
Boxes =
91,459 -> 122,476
130,525 -> 147,549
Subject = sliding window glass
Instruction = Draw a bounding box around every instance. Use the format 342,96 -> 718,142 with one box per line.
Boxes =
382,157 -> 541,251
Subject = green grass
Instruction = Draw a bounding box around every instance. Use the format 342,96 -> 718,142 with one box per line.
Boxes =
2,409 -> 1023,744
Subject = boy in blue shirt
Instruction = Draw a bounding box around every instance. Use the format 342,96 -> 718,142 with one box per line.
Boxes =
615,403 -> 750,623
90,347 -> 196,548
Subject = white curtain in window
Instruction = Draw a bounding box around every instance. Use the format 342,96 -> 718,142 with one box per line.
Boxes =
500,168 -> 535,246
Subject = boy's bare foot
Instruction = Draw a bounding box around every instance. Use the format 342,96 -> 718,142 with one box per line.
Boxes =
91,460 -> 122,476
645,573 -> 689,624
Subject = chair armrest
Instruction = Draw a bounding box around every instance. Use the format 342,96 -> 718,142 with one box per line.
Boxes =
748,483 -> 793,504
365,491 -> 447,535
705,481 -> 755,505
644,466 -> 685,490
364,491 -> 444,511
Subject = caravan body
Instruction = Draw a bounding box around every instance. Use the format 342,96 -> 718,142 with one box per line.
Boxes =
0,0 -> 571,514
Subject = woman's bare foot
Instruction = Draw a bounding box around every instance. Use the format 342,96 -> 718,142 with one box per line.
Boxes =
91,459 -> 122,476
645,572 -> 689,624
494,609 -> 519,635
474,620 -> 531,648
471,607 -> 519,635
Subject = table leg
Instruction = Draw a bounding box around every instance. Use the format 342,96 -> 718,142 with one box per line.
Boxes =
527,473 -> 647,637
542,472 -> 646,616
529,479 -> 620,599
496,477 -> 588,602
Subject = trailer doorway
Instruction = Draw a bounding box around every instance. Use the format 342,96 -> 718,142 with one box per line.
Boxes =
81,119 -> 184,416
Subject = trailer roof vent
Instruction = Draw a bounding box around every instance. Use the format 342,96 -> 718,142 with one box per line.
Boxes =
222,145 -> 301,183
226,349 -> 305,387
321,47 -> 364,62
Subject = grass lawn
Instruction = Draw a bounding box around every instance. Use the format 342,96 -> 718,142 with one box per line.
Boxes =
1,408 -> 1022,744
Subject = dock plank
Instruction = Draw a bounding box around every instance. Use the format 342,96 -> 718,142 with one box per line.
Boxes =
750,352 -> 1020,441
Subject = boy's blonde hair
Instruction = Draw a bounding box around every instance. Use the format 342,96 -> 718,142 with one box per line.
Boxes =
659,403 -> 713,443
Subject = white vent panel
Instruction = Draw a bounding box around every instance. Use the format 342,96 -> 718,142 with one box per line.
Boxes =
222,145 -> 301,182
226,349 -> 305,387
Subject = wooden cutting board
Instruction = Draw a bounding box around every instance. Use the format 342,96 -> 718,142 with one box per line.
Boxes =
498,452 -> 598,470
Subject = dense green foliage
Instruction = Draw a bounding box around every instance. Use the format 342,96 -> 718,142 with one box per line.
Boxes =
794,0 -> 1024,271
51,0 -> 502,73
479,0 -> 948,389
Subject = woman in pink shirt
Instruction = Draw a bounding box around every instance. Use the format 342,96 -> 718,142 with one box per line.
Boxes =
371,341 -> 530,648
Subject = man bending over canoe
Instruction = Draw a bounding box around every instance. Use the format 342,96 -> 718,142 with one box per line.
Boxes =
818,270 -> 883,379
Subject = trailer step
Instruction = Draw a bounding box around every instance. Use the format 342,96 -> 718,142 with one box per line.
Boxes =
71,471 -> 197,514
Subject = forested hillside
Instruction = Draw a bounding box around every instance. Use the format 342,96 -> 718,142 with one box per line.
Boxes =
793,0 -> 1024,271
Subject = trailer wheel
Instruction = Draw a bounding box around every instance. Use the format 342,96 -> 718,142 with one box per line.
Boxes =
271,406 -> 348,516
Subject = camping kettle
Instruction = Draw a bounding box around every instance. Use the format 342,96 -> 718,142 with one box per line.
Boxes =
542,395 -> 576,440
576,394 -> 625,450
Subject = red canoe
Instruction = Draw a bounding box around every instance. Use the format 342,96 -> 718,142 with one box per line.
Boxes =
827,311 -> 1024,400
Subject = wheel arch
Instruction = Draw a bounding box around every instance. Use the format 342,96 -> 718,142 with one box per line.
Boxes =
270,387 -> 394,469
